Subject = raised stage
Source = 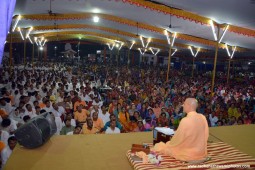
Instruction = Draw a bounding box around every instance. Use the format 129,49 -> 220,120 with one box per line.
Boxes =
4,125 -> 255,170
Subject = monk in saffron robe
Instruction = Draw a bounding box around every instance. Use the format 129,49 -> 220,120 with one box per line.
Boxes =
152,98 -> 209,162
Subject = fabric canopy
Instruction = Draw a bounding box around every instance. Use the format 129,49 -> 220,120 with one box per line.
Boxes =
0,0 -> 16,64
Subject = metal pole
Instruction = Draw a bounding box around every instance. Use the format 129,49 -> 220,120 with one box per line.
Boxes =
227,59 -> 231,84
37,47 -> 39,63
232,60 -> 234,75
9,31 -> 13,73
211,25 -> 220,96
32,43 -> 34,68
117,49 -> 119,68
128,49 -> 130,67
192,56 -> 195,78
166,45 -> 172,82
24,39 -> 27,65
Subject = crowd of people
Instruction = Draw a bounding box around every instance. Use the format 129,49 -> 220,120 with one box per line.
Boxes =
0,62 -> 254,168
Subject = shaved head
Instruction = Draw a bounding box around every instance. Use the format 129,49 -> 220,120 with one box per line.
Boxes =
183,98 -> 198,113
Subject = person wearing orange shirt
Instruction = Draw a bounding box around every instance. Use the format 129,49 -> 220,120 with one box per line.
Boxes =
74,105 -> 89,124
152,98 -> 209,162
92,111 -> 104,131
118,107 -> 130,131
74,97 -> 86,112
82,117 -> 99,134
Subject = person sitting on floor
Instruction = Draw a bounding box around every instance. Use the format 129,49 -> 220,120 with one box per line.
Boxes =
60,119 -> 75,135
82,117 -> 99,134
1,136 -> 17,168
67,125 -> 82,135
152,98 -> 209,163
105,120 -> 120,134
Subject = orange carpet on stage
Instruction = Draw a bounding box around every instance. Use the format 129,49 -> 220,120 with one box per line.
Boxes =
127,142 -> 255,170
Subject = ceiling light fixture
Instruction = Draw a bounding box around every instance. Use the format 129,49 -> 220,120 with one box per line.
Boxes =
119,43 -> 124,50
154,49 -> 160,56
138,48 -> 146,55
171,49 -> 178,56
12,15 -> 21,32
145,38 -> 151,49
28,36 -> 33,44
140,36 -> 145,48
210,20 -> 217,41
93,16 -> 99,23
107,43 -> 114,50
165,30 -> 177,47
42,39 -> 47,46
225,44 -> 231,56
34,37 -> 38,46
149,48 -> 154,55
129,41 -> 135,50
150,47 -> 160,56
189,46 -> 200,57
171,32 -> 177,47
26,27 -> 33,39
218,25 -> 229,43
189,46 -> 194,56
230,46 -> 236,59
18,27 -> 24,40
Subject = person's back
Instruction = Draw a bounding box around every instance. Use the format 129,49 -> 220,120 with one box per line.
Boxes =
153,98 -> 209,162
167,111 -> 208,161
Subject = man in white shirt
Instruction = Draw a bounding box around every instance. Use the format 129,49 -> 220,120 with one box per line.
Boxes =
0,130 -> 9,146
92,97 -> 103,108
1,136 -> 17,168
0,98 -> 13,115
52,103 -> 66,117
98,105 -> 110,125
43,100 -> 53,113
209,112 -> 219,127
105,120 -> 120,134
1,118 -> 17,135
25,104 -> 37,118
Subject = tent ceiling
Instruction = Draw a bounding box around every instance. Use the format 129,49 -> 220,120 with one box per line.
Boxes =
13,0 -> 255,58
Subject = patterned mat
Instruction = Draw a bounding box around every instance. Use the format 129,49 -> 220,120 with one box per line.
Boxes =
127,142 -> 255,169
